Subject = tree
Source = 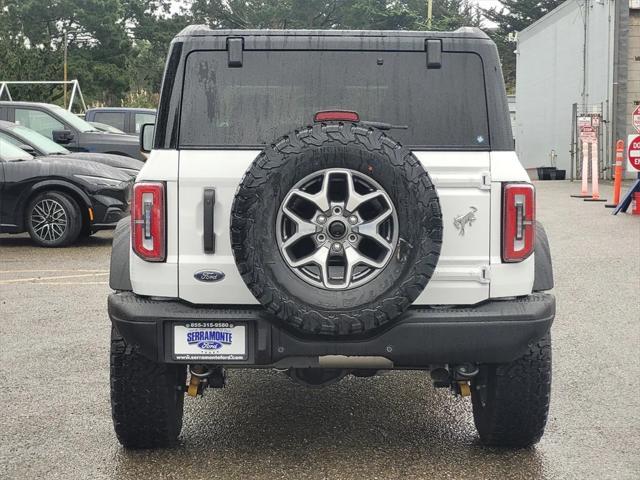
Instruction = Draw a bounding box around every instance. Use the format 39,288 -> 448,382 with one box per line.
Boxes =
0,0 -> 132,105
483,0 -> 564,91
123,1 -> 191,95
190,0 -> 481,31
0,0 -> 189,106
0,0 -> 486,105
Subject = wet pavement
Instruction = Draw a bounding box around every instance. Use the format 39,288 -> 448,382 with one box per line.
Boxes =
1,180 -> 639,479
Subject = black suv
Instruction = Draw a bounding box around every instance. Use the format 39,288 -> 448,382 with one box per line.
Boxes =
0,102 -> 145,160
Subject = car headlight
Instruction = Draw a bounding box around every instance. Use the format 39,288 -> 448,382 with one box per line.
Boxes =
73,174 -> 125,187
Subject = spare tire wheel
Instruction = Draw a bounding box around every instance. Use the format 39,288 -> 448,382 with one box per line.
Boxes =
231,122 -> 442,336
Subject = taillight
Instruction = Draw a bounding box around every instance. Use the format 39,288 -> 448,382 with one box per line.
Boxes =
314,110 -> 360,122
131,182 -> 166,262
502,183 -> 535,262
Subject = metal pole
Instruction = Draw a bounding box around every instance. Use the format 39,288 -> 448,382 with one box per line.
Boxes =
427,0 -> 433,28
63,31 -> 68,109
69,81 -> 77,112
610,0 -> 629,175
75,81 -> 87,112
570,103 -> 577,182
581,0 -> 589,109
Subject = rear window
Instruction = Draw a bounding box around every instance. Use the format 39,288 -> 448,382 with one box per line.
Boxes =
179,50 -> 490,149
134,113 -> 156,133
93,112 -> 126,131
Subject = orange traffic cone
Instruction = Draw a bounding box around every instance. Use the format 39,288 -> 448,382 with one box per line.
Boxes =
606,140 -> 625,208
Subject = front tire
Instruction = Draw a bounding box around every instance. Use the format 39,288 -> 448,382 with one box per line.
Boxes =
26,191 -> 82,247
471,333 -> 552,448
110,327 -> 186,449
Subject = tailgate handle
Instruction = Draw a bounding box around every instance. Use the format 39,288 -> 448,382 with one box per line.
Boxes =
203,188 -> 216,254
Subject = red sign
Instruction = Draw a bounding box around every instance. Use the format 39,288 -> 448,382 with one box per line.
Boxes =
633,105 -> 640,133
580,126 -> 597,144
628,134 -> 640,172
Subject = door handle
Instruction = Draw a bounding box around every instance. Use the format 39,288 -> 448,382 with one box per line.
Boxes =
203,188 -> 215,253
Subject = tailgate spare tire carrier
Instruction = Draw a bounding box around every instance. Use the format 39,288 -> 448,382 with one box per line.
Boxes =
231,122 -> 443,337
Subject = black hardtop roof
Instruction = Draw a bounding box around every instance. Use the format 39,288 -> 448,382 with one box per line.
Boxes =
175,25 -> 489,41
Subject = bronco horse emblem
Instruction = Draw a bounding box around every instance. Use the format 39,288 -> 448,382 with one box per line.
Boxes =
453,207 -> 478,236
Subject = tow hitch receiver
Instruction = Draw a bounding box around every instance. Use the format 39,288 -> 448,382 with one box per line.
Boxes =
430,364 -> 478,397
187,366 -> 226,397
457,381 -> 471,397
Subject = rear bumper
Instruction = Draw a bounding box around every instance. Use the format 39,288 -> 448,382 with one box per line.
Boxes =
108,292 -> 555,368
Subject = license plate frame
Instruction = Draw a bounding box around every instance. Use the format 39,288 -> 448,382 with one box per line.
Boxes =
172,321 -> 248,362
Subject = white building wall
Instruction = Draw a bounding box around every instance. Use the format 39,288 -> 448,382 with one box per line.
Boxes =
515,0 -> 614,174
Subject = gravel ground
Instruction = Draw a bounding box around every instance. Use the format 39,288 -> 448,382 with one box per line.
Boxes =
0,180 -> 638,480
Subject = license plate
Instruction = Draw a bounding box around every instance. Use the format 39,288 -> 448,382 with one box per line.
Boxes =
173,322 -> 247,361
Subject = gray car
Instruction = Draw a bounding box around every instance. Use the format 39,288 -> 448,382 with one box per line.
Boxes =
0,102 -> 145,160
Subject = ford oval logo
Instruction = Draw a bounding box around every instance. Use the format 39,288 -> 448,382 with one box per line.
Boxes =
197,341 -> 222,350
194,270 -> 226,282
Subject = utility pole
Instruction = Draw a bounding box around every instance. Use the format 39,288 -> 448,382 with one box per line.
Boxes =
63,31 -> 68,109
427,0 -> 433,28
581,0 -> 590,110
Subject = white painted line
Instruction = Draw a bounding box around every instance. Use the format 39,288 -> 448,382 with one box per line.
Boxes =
24,282 -> 109,285
0,272 -> 109,285
0,269 -> 108,274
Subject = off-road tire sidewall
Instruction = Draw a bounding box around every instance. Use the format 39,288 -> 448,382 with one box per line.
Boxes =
231,123 -> 443,336
26,191 -> 82,247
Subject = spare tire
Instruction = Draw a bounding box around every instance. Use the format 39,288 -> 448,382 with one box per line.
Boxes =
231,122 -> 442,336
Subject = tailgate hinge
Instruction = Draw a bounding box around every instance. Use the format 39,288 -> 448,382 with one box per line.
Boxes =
227,37 -> 244,67
481,171 -> 492,190
480,265 -> 491,284
425,39 -> 442,69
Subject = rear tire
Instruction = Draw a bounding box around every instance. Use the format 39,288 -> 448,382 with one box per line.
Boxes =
471,333 -> 552,447
26,191 -> 82,247
110,327 -> 186,449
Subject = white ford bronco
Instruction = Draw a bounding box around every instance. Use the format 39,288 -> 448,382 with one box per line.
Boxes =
108,27 -> 554,449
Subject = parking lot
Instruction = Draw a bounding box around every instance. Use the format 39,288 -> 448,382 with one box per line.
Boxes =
0,180 -> 638,480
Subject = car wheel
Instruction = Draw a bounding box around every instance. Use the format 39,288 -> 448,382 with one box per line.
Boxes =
26,191 -> 82,247
110,327 -> 186,449
471,333 -> 552,447
231,122 -> 443,336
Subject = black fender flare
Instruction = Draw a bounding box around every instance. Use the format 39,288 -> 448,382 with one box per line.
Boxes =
23,179 -> 92,208
109,217 -> 132,291
17,179 -> 93,230
533,222 -> 554,292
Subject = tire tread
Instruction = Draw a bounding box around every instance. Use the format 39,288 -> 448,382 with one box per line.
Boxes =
231,123 -> 442,336
472,334 -> 552,447
110,327 -> 185,449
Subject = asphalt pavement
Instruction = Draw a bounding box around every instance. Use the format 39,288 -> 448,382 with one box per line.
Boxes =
1,180 -> 639,480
